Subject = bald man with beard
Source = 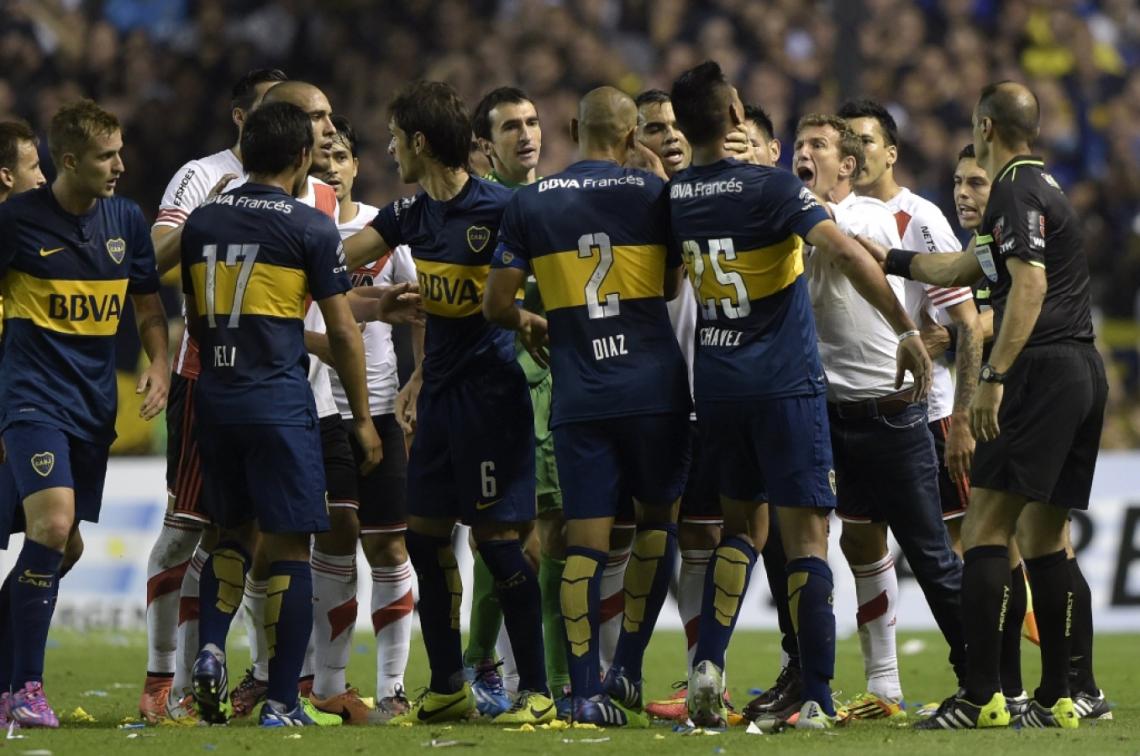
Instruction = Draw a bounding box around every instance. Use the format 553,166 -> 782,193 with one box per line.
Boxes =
484,86 -> 690,727
867,81 -> 1107,731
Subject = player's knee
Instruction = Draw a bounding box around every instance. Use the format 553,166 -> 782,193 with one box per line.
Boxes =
316,507 -> 360,554
678,521 -> 720,551
362,531 -> 408,566
839,522 -> 887,564
537,515 -> 568,559
260,531 -> 311,563
471,522 -> 521,544
1013,502 -> 1068,559
26,511 -> 74,551
62,527 -> 85,573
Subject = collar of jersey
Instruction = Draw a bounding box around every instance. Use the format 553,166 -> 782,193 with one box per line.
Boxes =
996,154 -> 1045,182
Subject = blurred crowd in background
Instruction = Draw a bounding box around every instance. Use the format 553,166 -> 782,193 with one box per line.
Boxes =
3,0 -> 1140,449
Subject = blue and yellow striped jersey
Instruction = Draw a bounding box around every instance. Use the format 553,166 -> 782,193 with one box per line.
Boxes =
0,186 -> 159,444
668,161 -> 831,401
181,183 -> 351,426
371,177 -> 516,386
493,160 -> 690,426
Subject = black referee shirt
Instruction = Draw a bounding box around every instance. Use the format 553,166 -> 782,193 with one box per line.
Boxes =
975,154 -> 1095,347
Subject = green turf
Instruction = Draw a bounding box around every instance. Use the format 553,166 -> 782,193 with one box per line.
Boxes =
14,629 -> 1135,754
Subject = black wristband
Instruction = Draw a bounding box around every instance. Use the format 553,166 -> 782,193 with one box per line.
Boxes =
884,248 -> 918,279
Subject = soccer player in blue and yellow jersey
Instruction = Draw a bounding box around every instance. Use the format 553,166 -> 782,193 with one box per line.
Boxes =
0,100 -> 170,728
668,62 -> 930,730
485,86 -> 691,727
180,101 -> 384,728
342,81 -> 552,725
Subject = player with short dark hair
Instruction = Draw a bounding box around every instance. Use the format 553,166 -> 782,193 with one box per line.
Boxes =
314,115 -> 422,721
668,61 -> 929,730
465,85 -> 569,716
0,99 -> 169,728
182,100 -> 386,728
486,86 -> 691,727
0,120 -> 45,202
342,80 -> 551,726
870,81 -> 1107,730
742,105 -> 781,167
140,67 -> 287,724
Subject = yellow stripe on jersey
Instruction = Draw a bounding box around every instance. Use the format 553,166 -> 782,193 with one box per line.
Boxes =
188,261 -> 308,320
415,259 -> 487,318
531,243 -> 666,312
685,235 -> 804,310
0,271 -> 128,336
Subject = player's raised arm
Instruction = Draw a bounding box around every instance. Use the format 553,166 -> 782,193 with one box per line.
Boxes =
343,223 -> 391,272
858,233 -> 984,288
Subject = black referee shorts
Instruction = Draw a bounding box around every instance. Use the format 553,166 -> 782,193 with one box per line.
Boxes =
971,342 -> 1107,510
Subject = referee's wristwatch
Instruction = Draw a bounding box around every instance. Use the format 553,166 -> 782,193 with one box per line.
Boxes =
979,363 -> 1006,384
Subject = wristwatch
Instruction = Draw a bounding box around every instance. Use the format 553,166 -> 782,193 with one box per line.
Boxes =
979,363 -> 1006,384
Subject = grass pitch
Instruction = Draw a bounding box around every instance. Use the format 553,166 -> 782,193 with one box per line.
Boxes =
17,629 -> 1137,755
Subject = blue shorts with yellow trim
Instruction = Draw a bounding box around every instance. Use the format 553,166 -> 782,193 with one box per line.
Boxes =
554,413 -> 691,521
697,394 -> 836,509
198,420 -> 330,534
0,421 -> 110,548
408,360 -> 535,525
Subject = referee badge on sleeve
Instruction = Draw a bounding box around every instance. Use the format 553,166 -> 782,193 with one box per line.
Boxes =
974,233 -> 998,282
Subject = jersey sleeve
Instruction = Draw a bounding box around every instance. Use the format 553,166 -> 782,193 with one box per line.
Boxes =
766,169 -> 831,239
370,196 -> 412,250
127,203 -> 161,294
490,192 -> 531,273
654,185 -> 681,269
0,204 -> 14,276
305,215 -> 353,301
154,159 -> 212,228
912,204 -> 973,311
987,180 -> 1047,270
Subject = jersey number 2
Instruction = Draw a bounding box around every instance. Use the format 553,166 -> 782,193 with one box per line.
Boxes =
578,233 -> 620,319
203,243 -> 260,328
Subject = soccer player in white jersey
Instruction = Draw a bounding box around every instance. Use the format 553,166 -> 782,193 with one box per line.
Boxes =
310,115 -> 422,721
139,67 -> 287,723
794,113 -> 965,722
839,99 -> 984,554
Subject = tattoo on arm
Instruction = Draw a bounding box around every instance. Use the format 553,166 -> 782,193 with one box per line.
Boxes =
953,321 -> 983,413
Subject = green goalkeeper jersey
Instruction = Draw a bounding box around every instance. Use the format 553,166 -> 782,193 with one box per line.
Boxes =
486,170 -> 549,385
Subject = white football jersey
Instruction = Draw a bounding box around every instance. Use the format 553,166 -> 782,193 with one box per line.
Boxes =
667,275 -> 697,420
326,202 -> 417,419
806,193 -> 910,402
886,187 -> 972,421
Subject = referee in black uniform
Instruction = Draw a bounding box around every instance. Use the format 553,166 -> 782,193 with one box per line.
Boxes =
858,81 -> 1107,731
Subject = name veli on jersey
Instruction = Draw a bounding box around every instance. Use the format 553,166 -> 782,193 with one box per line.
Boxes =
670,178 -> 743,199
699,326 -> 743,347
213,345 -> 236,367
538,175 -> 646,192
592,333 -> 629,361
203,194 -> 293,213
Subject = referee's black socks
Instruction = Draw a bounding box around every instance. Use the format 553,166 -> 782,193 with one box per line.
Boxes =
962,545 -> 1009,703
1067,556 -> 1099,695
1000,562 -> 1027,697
1024,549 -> 1073,707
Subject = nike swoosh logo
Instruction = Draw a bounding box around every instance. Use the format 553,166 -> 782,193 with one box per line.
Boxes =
418,696 -> 468,721
22,570 -> 53,579
475,498 -> 502,511
39,247 -> 65,257
529,704 -> 553,719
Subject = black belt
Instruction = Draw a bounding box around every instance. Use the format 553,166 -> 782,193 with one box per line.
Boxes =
828,389 -> 915,421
